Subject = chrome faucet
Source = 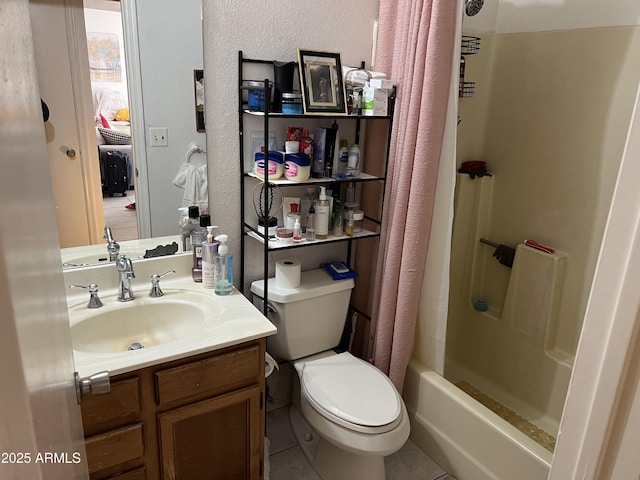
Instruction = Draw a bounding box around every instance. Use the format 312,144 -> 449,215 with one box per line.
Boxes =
116,255 -> 135,302
104,226 -> 120,262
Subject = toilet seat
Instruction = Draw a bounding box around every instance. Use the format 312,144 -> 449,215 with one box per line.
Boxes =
296,352 -> 402,434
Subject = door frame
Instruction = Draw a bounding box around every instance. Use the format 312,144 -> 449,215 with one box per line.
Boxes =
67,0 -> 152,240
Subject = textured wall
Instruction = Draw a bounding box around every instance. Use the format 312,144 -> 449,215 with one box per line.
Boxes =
202,1 -> 380,289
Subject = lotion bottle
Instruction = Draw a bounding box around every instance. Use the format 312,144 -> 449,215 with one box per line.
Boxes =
315,186 -> 330,239
213,234 -> 233,296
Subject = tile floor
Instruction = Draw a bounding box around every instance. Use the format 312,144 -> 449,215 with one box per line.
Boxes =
266,407 -> 455,480
102,190 -> 138,242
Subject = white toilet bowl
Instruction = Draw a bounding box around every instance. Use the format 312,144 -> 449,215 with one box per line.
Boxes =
251,270 -> 410,479
289,351 -> 410,480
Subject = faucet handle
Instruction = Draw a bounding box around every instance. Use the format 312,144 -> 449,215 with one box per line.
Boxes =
69,284 -> 104,309
149,270 -> 176,298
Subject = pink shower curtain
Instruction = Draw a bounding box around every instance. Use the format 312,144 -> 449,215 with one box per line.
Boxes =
371,0 -> 458,391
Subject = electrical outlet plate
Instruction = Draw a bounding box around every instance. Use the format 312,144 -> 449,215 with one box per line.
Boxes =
149,127 -> 168,147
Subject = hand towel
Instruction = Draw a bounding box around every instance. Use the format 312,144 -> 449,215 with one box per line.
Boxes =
173,162 -> 208,212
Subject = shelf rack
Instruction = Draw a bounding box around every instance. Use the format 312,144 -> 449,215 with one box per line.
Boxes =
238,50 -> 395,318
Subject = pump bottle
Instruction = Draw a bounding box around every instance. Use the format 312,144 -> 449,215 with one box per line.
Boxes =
315,186 -> 330,239
213,234 -> 233,295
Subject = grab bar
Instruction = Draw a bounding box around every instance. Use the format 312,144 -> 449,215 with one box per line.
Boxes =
479,237 -> 499,248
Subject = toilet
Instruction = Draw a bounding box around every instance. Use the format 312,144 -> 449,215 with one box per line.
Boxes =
251,269 -> 410,480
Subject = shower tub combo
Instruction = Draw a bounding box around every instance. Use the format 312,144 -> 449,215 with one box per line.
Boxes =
403,174 -> 577,479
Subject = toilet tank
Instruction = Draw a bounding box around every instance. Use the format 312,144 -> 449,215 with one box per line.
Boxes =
251,268 -> 355,361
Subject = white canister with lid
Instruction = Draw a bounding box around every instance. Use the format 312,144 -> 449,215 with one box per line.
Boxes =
284,153 -> 311,182
352,210 -> 365,233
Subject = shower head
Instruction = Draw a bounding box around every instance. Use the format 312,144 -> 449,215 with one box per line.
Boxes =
465,0 -> 484,16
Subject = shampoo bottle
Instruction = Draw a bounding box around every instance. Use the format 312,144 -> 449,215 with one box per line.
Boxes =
315,186 -> 330,239
202,226 -> 219,289
213,234 -> 233,296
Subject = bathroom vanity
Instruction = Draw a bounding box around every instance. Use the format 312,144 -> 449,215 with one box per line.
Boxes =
81,339 -> 265,479
64,253 -> 276,479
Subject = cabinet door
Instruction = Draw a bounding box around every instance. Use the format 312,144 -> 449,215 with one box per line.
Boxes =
158,385 -> 262,480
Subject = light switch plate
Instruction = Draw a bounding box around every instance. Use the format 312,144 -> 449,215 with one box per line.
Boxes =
149,127 -> 168,147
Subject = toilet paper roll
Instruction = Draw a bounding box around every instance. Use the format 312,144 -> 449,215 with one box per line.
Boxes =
265,352 -> 279,378
275,260 -> 301,289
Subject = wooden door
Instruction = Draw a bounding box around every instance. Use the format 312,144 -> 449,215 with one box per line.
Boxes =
30,0 -> 104,247
158,385 -> 263,480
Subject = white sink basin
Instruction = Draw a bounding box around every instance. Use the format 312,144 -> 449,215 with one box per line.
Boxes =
69,290 -> 223,353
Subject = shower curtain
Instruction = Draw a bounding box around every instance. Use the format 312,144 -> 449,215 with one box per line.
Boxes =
370,0 -> 458,391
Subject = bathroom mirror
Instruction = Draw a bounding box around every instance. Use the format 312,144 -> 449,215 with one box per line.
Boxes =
40,0 -> 205,262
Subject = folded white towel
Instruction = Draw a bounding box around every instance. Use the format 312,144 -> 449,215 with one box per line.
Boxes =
173,162 -> 208,212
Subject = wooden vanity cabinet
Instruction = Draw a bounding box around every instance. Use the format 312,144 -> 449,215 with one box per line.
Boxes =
80,338 -> 266,480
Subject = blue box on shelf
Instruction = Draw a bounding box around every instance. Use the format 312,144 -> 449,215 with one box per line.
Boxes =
321,262 -> 358,280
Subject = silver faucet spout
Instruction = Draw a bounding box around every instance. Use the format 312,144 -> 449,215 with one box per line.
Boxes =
116,255 -> 135,302
104,226 -> 120,262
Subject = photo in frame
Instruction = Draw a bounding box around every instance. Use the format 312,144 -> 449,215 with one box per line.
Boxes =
297,49 -> 347,115
194,69 -> 205,132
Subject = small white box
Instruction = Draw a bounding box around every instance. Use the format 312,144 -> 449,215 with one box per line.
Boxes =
362,88 -> 389,116
370,78 -> 394,90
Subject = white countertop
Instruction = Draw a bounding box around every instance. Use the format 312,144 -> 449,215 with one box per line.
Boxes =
65,254 -> 276,378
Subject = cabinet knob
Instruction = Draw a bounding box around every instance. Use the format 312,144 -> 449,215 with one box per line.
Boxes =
75,370 -> 110,404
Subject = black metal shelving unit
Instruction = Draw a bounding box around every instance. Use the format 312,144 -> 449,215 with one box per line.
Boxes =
238,51 -> 395,317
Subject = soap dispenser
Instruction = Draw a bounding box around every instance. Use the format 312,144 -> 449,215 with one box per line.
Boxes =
213,234 -> 233,296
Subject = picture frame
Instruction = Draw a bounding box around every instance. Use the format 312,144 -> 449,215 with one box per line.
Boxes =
297,49 -> 347,115
194,69 -> 205,132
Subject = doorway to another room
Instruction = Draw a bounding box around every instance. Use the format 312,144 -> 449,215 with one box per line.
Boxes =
84,0 -> 138,242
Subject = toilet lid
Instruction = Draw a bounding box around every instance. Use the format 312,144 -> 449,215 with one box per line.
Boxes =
299,352 -> 401,428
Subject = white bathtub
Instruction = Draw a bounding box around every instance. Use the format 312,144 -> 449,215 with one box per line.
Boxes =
402,360 -> 552,480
